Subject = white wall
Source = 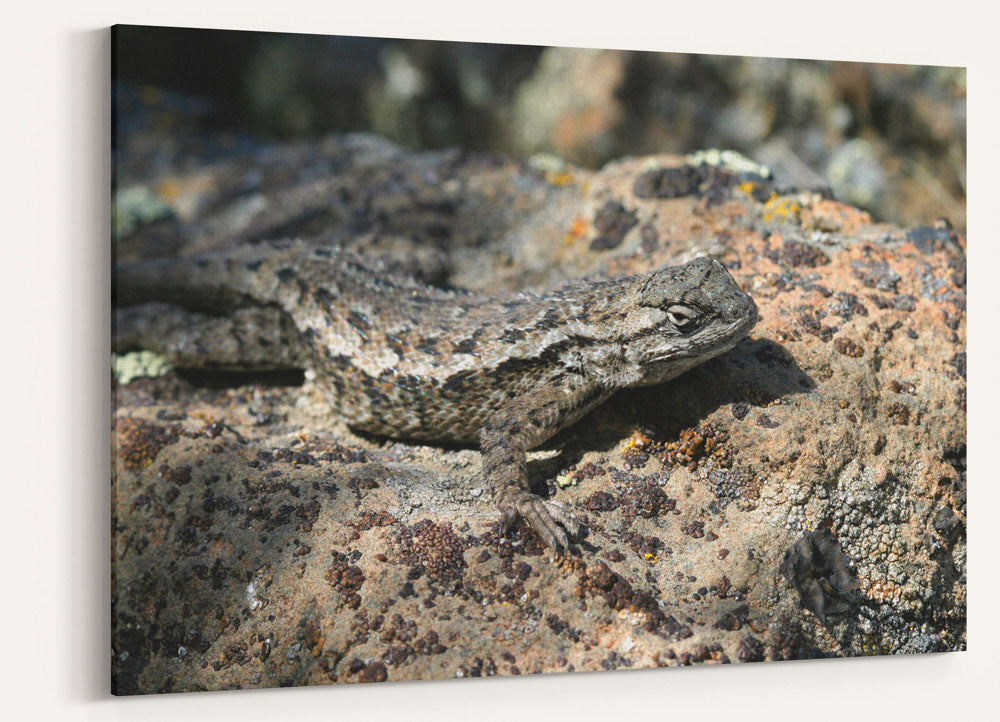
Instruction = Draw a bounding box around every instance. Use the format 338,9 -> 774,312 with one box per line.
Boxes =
2,2 -> 996,720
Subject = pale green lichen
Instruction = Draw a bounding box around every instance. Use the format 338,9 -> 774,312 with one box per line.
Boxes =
113,185 -> 173,240
113,351 -> 173,385
686,148 -> 771,179
528,153 -> 574,186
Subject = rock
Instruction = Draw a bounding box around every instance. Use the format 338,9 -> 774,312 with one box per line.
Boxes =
112,133 -> 965,694
511,47 -> 626,166
781,530 -> 857,624
114,39 -> 967,232
826,138 -> 886,211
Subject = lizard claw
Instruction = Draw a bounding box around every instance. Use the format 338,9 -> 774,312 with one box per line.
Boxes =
500,491 -> 581,550
500,508 -> 520,536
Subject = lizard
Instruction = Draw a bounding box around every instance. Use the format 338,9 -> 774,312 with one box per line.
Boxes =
114,240 -> 759,550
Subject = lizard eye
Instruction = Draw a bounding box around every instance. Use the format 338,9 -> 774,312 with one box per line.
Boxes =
666,304 -> 701,331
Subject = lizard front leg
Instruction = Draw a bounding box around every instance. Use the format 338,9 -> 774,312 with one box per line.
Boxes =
480,383 -> 605,550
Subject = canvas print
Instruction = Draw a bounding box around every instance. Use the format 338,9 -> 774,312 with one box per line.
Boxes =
111,25 -> 967,694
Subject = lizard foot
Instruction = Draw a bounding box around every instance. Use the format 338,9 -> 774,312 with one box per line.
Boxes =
499,491 -> 581,550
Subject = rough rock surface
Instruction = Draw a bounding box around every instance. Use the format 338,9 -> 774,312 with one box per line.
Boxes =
112,133 -> 966,695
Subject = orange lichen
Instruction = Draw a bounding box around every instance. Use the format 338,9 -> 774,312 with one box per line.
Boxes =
545,170 -> 574,186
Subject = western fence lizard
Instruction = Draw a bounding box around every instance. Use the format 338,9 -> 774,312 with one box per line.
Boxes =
115,241 -> 758,549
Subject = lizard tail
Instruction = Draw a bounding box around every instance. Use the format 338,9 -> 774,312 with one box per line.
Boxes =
114,242 -> 308,312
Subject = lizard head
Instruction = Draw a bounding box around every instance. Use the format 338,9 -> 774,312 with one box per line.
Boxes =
616,256 -> 758,386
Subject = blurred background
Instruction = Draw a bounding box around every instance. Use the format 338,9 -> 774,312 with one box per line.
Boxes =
113,26 -> 966,232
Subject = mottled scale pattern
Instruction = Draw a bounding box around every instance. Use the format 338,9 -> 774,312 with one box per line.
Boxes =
115,240 -> 758,548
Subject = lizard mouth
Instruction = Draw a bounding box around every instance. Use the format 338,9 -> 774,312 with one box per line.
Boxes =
643,316 -> 755,373
648,339 -> 740,366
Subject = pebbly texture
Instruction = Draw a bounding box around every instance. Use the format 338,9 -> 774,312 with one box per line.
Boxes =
112,133 -> 965,694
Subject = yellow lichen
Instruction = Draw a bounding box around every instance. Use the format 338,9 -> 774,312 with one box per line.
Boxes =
761,194 -> 801,223
556,473 -> 577,488
546,171 -> 574,186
